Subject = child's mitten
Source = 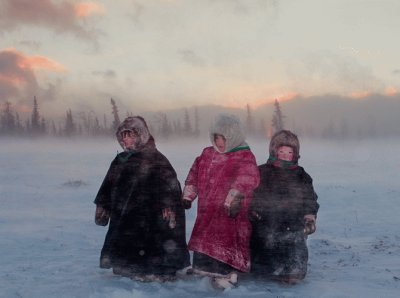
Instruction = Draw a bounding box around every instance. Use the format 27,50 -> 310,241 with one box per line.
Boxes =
249,211 -> 262,222
224,189 -> 244,218
95,205 -> 110,226
304,214 -> 316,235
182,185 -> 197,210
162,207 -> 176,229
182,199 -> 192,209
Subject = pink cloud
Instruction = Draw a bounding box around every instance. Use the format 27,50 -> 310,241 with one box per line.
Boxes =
0,0 -> 104,40
21,55 -> 66,72
75,2 -> 105,17
0,49 -> 65,102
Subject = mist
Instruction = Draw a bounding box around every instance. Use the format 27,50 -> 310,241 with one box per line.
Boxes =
1,136 -> 399,297
3,92 -> 400,141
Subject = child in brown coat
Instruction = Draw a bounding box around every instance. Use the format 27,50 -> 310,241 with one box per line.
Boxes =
249,130 -> 319,284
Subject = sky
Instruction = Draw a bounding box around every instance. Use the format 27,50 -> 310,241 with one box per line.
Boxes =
1,0 -> 400,120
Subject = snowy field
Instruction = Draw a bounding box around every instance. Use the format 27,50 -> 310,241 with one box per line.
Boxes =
1,136 -> 399,298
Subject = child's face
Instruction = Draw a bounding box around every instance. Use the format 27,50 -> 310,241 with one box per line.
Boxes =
214,134 -> 226,152
121,130 -> 137,149
277,146 -> 294,161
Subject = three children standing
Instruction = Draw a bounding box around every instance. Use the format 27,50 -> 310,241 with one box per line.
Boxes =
94,115 -> 319,289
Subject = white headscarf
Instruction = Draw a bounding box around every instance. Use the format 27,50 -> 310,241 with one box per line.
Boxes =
209,113 -> 247,153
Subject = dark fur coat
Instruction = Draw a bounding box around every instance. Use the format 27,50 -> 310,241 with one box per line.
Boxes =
250,163 -> 319,233
249,163 -> 319,275
94,140 -> 190,275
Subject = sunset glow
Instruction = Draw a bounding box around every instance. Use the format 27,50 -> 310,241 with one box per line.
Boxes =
349,91 -> 372,99
250,92 -> 299,108
22,56 -> 66,72
0,0 -> 399,118
74,2 -> 105,18
385,87 -> 398,96
0,74 -> 26,86
3,49 -> 65,73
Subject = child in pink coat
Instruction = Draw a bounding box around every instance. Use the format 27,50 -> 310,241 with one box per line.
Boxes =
182,114 -> 260,290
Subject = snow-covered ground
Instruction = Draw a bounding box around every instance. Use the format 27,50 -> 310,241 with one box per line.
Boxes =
1,137 -> 399,298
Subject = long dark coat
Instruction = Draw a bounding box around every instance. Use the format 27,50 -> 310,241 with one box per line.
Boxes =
94,139 -> 190,275
249,163 -> 319,276
185,146 -> 259,272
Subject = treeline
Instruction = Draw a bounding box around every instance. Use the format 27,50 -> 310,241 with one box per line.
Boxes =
1,97 -> 114,138
4,95 -> 387,140
0,97 -> 285,139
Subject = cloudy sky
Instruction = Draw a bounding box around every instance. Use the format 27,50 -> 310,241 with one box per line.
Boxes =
1,0 -> 399,120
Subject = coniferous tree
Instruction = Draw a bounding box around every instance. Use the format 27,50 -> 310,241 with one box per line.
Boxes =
183,108 -> 192,136
156,113 -> 172,138
51,120 -> 58,136
65,109 -> 76,137
41,118 -> 46,135
1,101 -> 16,135
366,115 -> 377,138
15,112 -> 23,135
173,119 -> 182,136
271,99 -> 285,134
340,118 -> 349,139
94,117 -> 101,136
78,111 -> 89,135
194,107 -> 200,137
259,118 -> 267,137
110,98 -> 121,132
31,96 -> 41,135
321,119 -> 336,139
245,103 -> 255,136
25,119 -> 31,134
103,114 -> 108,134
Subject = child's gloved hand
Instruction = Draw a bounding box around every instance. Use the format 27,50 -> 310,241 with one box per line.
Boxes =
249,211 -> 262,222
304,214 -> 316,235
95,205 -> 110,226
224,189 -> 244,218
181,185 -> 197,210
162,207 -> 176,229
182,199 -> 192,209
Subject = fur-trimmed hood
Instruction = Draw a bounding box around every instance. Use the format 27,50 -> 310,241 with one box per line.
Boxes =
269,130 -> 300,162
209,114 -> 247,153
116,116 -> 155,152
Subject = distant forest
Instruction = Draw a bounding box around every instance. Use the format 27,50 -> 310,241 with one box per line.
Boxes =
1,94 -> 400,139
0,97 -> 284,139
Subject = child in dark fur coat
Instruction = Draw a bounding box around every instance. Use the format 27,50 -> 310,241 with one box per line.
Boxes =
249,130 -> 319,284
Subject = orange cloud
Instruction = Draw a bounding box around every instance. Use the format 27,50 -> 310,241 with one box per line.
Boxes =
2,48 -> 66,72
0,48 -> 65,101
0,0 -> 102,42
21,56 -> 66,72
0,75 -> 25,86
75,2 -> 105,18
